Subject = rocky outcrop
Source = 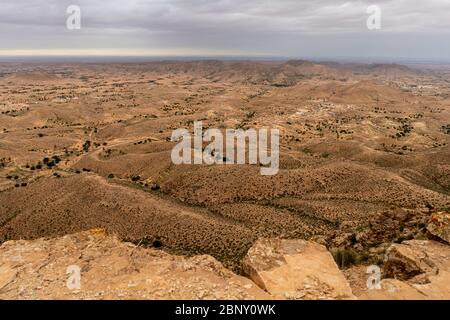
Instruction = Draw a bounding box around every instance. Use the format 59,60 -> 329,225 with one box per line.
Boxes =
384,240 -> 450,280
1,232 -> 449,300
427,211 -> 450,244
0,230 -> 270,300
242,238 -> 355,300
362,240 -> 450,300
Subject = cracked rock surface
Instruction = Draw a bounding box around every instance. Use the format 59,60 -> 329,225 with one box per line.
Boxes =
0,229 -> 270,300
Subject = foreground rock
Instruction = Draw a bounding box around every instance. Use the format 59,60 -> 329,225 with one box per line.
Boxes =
242,238 -> 355,300
359,279 -> 426,300
362,240 -> 450,300
384,240 -> 450,280
0,230 -> 270,300
427,211 -> 450,244
2,232 -> 448,300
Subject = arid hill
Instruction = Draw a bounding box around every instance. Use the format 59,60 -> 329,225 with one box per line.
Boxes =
0,60 -> 449,274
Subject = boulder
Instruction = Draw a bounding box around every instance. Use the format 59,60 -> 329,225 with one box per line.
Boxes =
427,211 -> 450,244
242,238 -> 355,300
384,240 -> 450,280
381,240 -> 450,299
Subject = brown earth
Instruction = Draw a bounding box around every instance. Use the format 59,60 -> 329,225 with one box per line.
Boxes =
0,60 -> 449,277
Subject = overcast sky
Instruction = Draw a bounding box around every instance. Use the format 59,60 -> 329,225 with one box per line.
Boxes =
1,0 -> 449,61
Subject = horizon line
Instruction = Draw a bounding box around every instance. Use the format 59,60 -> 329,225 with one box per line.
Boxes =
0,55 -> 449,65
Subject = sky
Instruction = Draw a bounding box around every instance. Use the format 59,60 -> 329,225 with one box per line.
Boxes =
1,0 -> 450,62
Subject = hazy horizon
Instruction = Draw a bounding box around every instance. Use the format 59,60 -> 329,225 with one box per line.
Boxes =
1,55 -> 450,65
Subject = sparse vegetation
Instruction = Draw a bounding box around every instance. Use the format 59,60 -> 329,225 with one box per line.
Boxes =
82,140 -> 91,152
0,61 -> 449,277
331,248 -> 360,269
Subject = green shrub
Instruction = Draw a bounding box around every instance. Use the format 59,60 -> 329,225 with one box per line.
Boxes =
331,248 -> 359,269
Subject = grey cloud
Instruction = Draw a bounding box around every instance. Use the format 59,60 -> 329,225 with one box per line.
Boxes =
0,0 -> 449,60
